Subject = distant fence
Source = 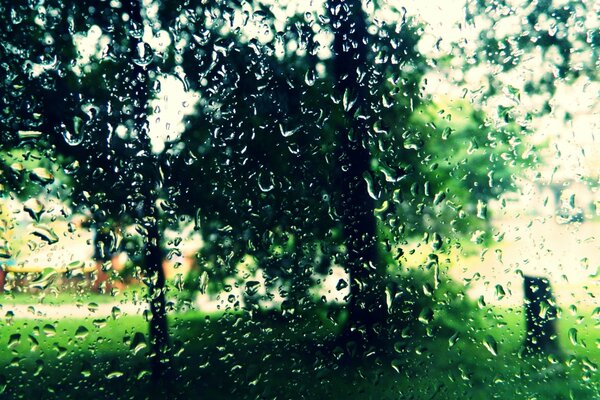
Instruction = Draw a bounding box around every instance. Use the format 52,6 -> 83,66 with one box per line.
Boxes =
3,265 -> 96,274
0,263 -> 98,293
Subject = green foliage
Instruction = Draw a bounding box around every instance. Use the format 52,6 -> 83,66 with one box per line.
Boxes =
0,0 -> 541,315
0,147 -> 66,200
465,0 -> 599,108
388,264 -> 478,336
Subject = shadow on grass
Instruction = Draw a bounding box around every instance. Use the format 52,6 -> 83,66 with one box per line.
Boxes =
0,308 -> 597,399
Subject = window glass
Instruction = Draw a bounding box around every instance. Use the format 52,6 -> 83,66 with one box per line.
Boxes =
0,0 -> 597,398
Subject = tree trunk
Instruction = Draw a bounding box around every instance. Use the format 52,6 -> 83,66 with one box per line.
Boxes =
90,220 -> 113,293
144,216 -> 169,381
328,0 -> 387,351
281,255 -> 313,318
523,275 -> 560,355
122,0 -> 171,383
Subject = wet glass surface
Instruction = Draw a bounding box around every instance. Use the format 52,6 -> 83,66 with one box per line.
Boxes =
0,0 -> 598,398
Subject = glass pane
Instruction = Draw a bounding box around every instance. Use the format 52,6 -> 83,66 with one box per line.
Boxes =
0,0 -> 597,398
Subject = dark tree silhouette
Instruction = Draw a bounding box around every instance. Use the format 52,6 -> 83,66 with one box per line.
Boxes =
327,0 -> 387,350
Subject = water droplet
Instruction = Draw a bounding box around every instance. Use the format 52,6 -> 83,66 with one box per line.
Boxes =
304,69 -> 315,86
279,123 -> 300,138
441,127 -> 453,140
10,162 -> 24,174
17,130 -> 42,140
30,225 -> 59,245
28,335 -> 39,351
258,172 -> 275,192
60,116 -> 84,146
335,279 -> 348,291
133,42 -> 154,66
130,332 -> 147,355
55,344 -> 67,359
418,307 -> 434,324
539,300 -> 551,318
33,360 -> 43,376
449,331 -> 459,348
199,271 -> 209,295
75,326 -> 89,340
8,333 -> 21,348
482,335 -> 498,356
0,241 -> 11,259
30,168 -> 54,184
81,361 -> 92,377
106,370 -> 124,379
23,199 -> 45,222
391,359 -> 402,374
495,284 -> 506,300
476,200 -> 487,219
568,328 -> 578,346
374,200 -> 389,213
93,318 -> 107,328
431,233 -> 442,251
43,324 -> 56,337
245,280 -> 260,296
363,172 -> 379,200
29,268 -> 58,290
193,207 -> 202,231
111,306 -> 122,319
377,90 -> 391,107
476,296 -> 486,310
385,286 -> 393,312
582,357 -> 597,372
342,89 -> 356,112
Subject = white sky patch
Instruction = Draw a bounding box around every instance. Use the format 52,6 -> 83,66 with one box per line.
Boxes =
370,0 -> 472,59
535,84 -> 600,183
148,75 -> 198,153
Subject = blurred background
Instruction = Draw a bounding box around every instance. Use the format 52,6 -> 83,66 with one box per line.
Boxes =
0,0 -> 598,398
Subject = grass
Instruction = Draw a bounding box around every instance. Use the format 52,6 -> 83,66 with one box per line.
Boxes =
1,285 -> 144,306
483,304 -> 600,362
0,303 -> 597,399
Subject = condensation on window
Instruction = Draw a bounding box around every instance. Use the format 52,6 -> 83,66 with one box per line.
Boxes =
0,0 -> 597,398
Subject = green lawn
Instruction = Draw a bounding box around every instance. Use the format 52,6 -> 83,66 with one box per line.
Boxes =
0,304 -> 597,399
1,285 -> 144,306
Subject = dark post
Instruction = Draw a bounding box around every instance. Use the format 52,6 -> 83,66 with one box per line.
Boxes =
523,275 -> 560,354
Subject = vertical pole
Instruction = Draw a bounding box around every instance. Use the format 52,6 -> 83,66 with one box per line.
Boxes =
523,275 -> 560,354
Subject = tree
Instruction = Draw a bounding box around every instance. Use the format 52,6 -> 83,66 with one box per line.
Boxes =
1,0 -> 544,362
161,3 -> 339,315
162,0 -> 535,354
0,0 -> 170,381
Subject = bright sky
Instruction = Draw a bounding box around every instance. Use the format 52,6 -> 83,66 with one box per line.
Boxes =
147,76 -> 198,152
